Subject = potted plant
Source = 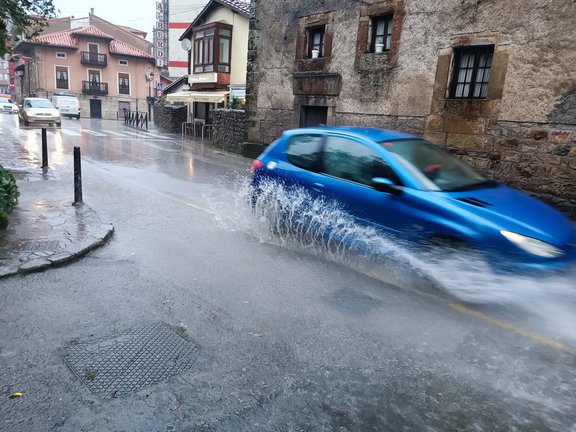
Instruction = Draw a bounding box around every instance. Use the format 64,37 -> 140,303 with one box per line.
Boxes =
311,49 -> 320,59
375,43 -> 385,53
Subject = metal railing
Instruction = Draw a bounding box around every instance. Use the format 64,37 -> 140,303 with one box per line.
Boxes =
80,52 -> 107,66
123,109 -> 148,130
82,81 -> 108,95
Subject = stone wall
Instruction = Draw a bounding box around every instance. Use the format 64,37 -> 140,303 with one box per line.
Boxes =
213,109 -> 248,153
153,104 -> 187,133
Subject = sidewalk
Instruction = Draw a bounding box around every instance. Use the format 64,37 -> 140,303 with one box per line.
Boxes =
0,163 -> 114,279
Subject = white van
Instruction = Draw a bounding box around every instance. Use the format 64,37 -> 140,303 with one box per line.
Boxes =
51,94 -> 80,119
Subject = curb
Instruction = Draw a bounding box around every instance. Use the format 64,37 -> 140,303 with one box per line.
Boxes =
0,223 -> 114,279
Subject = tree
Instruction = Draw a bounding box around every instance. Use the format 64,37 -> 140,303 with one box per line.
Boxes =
0,0 -> 57,55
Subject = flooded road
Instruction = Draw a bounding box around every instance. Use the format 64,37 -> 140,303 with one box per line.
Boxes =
1,115 -> 576,431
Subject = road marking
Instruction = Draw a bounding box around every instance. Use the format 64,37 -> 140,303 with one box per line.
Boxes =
449,303 -> 576,354
60,129 -> 81,136
102,129 -> 129,137
121,130 -> 146,137
82,129 -> 107,137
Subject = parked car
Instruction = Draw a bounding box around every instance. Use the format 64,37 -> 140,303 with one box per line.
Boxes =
19,97 -> 61,127
51,94 -> 80,119
0,100 -> 19,114
250,126 -> 576,271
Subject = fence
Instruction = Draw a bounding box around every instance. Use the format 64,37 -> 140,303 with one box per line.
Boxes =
122,109 -> 148,130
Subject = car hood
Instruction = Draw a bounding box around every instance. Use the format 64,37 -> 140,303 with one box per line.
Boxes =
446,184 -> 575,246
26,108 -> 59,115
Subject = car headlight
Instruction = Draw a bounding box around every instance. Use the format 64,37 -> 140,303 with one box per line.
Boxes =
25,110 -> 34,116
500,230 -> 564,258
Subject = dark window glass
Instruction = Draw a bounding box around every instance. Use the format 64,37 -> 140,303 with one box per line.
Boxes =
56,67 -> 68,89
307,26 -> 325,58
286,135 -> 324,170
118,73 -> 130,95
371,15 -> 393,52
322,137 -> 398,186
451,45 -> 494,99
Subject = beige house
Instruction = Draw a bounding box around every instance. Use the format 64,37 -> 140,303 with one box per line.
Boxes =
166,0 -> 250,126
13,15 -> 163,120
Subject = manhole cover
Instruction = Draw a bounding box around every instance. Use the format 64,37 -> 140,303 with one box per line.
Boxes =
61,322 -> 198,398
20,240 -> 62,251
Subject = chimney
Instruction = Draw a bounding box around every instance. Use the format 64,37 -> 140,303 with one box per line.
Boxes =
90,8 -> 94,14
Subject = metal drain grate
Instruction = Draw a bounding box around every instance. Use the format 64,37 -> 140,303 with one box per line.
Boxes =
61,322 -> 198,398
20,240 -> 62,251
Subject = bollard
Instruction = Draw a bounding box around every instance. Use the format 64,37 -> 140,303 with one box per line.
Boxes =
41,128 -> 48,168
73,146 -> 83,205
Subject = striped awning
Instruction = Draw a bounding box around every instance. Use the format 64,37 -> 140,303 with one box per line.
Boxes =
165,91 -> 229,103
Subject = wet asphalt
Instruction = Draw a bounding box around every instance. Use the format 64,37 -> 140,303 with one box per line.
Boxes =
1,114 -> 576,432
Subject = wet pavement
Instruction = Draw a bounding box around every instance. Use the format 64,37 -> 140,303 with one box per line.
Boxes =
0,134 -> 114,279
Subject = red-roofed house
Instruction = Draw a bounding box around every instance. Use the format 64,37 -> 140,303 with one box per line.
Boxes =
12,16 -> 164,120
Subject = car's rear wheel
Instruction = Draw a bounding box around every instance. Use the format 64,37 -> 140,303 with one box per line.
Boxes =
56,122 -> 62,127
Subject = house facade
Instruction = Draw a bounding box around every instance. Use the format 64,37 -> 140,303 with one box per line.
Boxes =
246,0 -> 576,217
165,0 -> 249,125
12,16 -> 163,120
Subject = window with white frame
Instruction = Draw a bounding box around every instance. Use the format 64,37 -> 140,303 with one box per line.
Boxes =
56,52 -> 67,59
119,59 -> 128,66
55,66 -> 69,89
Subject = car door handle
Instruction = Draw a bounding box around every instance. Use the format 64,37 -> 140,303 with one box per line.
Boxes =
312,182 -> 325,192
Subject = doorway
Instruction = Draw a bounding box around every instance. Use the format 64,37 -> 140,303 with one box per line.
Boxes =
90,99 -> 102,118
300,105 -> 328,127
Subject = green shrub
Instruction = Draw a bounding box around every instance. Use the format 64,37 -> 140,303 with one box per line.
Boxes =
0,164 -> 20,229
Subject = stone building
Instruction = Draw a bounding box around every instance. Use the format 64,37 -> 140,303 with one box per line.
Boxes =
246,0 -> 576,217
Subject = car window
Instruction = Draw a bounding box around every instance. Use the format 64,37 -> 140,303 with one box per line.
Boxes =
26,99 -> 53,108
286,135 -> 323,171
322,136 -> 399,186
381,139 -> 487,191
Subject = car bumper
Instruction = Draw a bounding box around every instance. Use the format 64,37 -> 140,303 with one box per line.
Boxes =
27,116 -> 61,123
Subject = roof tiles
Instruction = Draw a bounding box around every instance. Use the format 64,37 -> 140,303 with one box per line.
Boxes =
30,25 -> 152,59
217,0 -> 250,16
109,39 -> 152,58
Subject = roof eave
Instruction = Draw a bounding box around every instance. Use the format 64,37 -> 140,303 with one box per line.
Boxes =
179,0 -> 249,41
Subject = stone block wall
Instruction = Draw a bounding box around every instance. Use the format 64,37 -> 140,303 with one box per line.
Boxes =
153,104 -> 187,133
213,109 -> 248,153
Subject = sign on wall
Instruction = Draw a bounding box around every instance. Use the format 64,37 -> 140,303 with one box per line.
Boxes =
154,0 -> 169,68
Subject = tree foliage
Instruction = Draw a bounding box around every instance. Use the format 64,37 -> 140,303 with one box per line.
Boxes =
0,0 -> 57,55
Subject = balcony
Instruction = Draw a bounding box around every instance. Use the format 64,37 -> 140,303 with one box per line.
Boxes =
82,81 -> 108,95
80,51 -> 107,67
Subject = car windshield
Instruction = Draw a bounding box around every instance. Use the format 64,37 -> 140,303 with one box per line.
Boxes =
380,139 -> 495,192
57,97 -> 78,105
26,99 -> 53,109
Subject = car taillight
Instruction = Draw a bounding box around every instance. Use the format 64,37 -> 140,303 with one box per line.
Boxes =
251,160 -> 265,172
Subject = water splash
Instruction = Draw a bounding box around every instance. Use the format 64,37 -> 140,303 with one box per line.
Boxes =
207,176 -> 576,340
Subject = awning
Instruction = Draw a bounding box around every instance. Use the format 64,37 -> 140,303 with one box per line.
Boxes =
165,90 -> 229,103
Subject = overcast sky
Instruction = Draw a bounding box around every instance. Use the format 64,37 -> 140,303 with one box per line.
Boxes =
53,0 -> 158,40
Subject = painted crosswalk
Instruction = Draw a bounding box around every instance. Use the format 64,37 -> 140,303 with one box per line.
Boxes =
40,128 -> 175,141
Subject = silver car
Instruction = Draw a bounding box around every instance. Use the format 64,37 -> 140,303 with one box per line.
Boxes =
19,97 -> 62,127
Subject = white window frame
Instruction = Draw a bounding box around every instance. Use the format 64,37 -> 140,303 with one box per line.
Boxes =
56,51 -> 67,59
118,59 -> 129,66
117,72 -> 131,96
54,65 -> 70,90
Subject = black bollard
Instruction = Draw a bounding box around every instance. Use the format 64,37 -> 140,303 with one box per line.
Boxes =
73,146 -> 83,205
41,128 -> 48,168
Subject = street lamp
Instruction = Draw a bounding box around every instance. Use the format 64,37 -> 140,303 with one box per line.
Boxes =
15,69 -> 24,102
146,71 -> 155,121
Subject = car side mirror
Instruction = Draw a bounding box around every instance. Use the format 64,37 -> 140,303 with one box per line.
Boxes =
372,177 -> 403,195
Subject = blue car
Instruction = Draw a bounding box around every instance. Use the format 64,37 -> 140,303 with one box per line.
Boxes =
250,126 -> 576,270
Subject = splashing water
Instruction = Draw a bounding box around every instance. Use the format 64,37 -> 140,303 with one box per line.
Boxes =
207,177 -> 576,341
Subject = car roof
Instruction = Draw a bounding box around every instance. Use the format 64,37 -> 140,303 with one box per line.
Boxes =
282,126 -> 418,142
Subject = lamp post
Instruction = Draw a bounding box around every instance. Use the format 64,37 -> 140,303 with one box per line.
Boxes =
15,69 -> 24,102
146,71 -> 155,121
